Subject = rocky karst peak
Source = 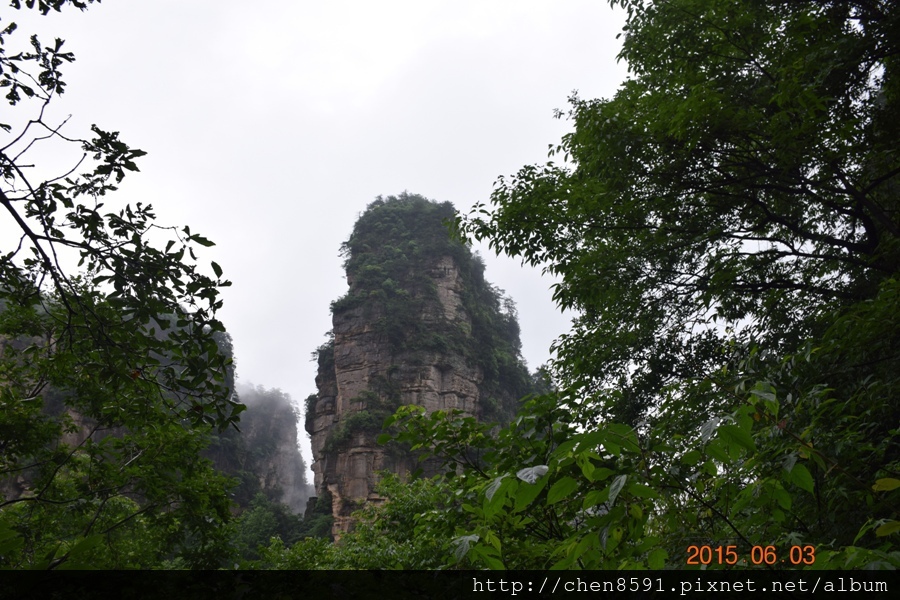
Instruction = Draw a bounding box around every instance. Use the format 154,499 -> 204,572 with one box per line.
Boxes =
305,193 -> 534,536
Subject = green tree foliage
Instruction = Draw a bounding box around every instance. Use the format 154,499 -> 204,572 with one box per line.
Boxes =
251,475 -> 451,569
294,489 -> 334,541
365,0 -> 900,570
463,0 -> 900,426
1,1 -> 240,568
231,492 -> 305,562
383,396 -> 584,569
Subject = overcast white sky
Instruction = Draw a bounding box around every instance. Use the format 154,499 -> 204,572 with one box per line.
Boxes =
5,0 -> 628,476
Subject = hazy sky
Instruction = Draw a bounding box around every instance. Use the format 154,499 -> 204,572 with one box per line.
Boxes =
6,0 -> 628,475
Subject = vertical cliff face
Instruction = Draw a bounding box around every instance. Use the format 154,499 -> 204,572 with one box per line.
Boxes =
307,258 -> 482,531
306,194 -> 533,535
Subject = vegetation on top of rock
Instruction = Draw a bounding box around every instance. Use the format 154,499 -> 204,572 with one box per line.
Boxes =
327,192 -> 533,422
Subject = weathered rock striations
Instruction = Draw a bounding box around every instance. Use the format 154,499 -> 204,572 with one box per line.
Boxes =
306,194 -> 532,535
308,259 -> 482,532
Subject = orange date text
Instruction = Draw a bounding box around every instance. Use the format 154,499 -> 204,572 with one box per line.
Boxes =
686,545 -> 816,566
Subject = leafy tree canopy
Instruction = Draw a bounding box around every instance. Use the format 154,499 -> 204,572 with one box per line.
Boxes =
251,475 -> 448,570
461,0 -> 899,425
1,0 -> 241,568
391,0 -> 900,569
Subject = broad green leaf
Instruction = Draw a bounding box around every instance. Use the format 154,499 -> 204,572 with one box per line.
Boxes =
774,486 -> 792,510
514,474 -> 549,513
648,548 -> 668,569
547,476 -> 578,505
705,440 -> 729,463
551,439 -> 579,458
681,450 -> 702,465
574,430 -> 607,452
606,423 -> 640,453
582,488 -> 610,510
627,482 -> 658,499
472,545 -> 505,570
873,478 -> 900,492
790,464 -> 815,494
578,456 -> 595,480
57,535 -> 104,569
571,532 -> 600,563
190,235 -> 215,247
875,521 -> 900,537
750,385 -> 776,403
717,424 -> 756,452
602,439 -> 622,456
589,467 -> 615,483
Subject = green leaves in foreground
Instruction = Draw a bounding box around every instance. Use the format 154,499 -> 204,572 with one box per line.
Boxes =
1,0 -> 240,568
370,310 -> 900,569
431,0 -> 900,572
